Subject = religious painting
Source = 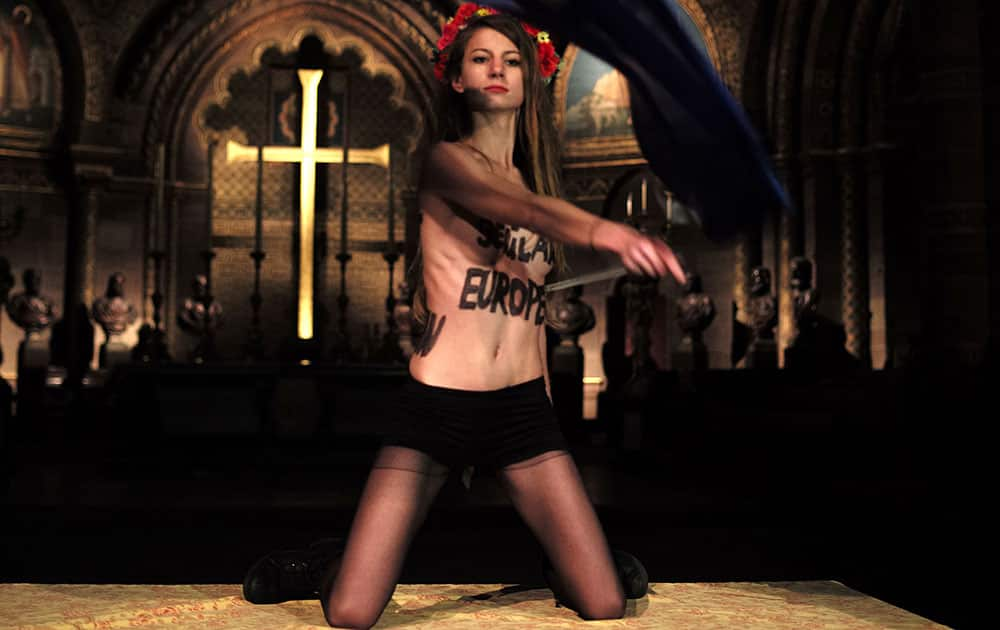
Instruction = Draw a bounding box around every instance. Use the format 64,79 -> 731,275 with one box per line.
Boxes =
562,50 -> 634,142
555,0 -> 716,166
269,68 -> 345,147
0,1 -> 60,141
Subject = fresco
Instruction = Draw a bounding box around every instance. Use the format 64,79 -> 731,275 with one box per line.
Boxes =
0,1 -> 58,131
563,54 -> 632,141
561,1 -> 711,148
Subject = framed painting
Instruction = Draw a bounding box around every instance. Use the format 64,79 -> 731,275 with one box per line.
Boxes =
554,0 -> 721,168
0,0 -> 61,149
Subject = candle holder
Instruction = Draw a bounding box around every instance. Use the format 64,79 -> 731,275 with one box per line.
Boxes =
329,72 -> 354,362
328,251 -> 353,363
660,190 -> 674,244
384,145 -> 397,330
134,250 -> 170,363
377,246 -> 403,364
244,145 -> 267,361
335,252 -> 352,334
383,248 -> 399,326
244,249 -> 267,361
151,250 -> 165,338
200,249 -> 216,290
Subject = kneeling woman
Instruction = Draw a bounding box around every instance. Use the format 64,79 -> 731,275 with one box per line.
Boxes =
244,5 -> 684,628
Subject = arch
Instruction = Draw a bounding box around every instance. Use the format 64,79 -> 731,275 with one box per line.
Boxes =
111,0 -> 199,101
800,0 -> 838,152
194,22 -> 422,155
133,0 -> 441,174
115,0 -> 445,354
740,0 -> 779,133
838,0 -> 882,150
769,0 -> 814,159
866,0 -> 906,145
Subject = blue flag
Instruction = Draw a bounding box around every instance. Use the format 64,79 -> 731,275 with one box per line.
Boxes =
485,0 -> 792,241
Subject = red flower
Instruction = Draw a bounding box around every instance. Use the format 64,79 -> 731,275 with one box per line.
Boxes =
434,2 -> 561,83
438,4 -> 489,56
538,43 -> 560,78
453,3 -> 481,24
438,21 -> 459,50
434,51 -> 450,82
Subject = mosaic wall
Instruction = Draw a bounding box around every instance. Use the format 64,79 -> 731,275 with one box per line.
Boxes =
201,45 -> 417,358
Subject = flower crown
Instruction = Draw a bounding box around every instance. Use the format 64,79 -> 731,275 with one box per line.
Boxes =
433,3 -> 561,85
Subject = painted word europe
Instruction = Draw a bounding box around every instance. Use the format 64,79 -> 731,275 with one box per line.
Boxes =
458,267 -> 546,325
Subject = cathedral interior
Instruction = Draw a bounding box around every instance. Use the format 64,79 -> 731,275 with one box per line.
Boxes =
0,0 -> 996,628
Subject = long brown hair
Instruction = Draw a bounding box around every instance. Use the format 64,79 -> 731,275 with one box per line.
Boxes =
412,13 -> 567,330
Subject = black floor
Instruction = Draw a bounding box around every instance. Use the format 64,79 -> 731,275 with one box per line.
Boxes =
1,366 -> 991,629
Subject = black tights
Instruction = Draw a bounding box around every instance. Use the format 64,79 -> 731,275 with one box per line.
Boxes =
320,445 -> 625,629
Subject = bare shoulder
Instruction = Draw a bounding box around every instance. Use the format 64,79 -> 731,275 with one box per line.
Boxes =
424,141 -> 489,186
419,144 -> 473,224
428,141 -> 489,172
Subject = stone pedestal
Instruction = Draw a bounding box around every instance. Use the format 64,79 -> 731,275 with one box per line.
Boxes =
547,285 -> 595,445
672,336 -> 708,372
17,336 -> 49,372
99,340 -> 132,370
746,338 -> 778,369
674,272 -> 715,374
16,335 -> 49,422
0,377 -> 11,454
551,339 -> 584,444
621,371 -> 653,453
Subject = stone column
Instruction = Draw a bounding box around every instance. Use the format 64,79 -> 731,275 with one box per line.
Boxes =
916,0 -> 988,365
65,164 -> 112,383
75,167 -> 109,308
165,186 -> 179,351
838,150 -> 871,367
732,233 -> 759,322
732,231 -> 760,367
800,155 -> 819,271
981,2 -> 1000,364
867,146 -> 891,368
0,258 -> 13,437
773,155 -> 803,367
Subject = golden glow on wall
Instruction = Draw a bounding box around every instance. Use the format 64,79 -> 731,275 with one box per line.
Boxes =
225,69 -> 390,340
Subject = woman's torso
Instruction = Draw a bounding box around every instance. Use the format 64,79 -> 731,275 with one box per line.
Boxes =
410,145 -> 555,390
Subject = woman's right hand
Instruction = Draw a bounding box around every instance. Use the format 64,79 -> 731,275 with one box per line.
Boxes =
593,220 -> 686,285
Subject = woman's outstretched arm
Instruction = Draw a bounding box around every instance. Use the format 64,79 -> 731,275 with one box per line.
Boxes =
423,142 -> 686,283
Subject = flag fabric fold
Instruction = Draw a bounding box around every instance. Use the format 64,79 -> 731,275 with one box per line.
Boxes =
486,0 -> 792,241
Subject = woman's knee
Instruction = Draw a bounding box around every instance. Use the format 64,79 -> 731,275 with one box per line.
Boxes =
578,594 -> 626,621
323,599 -> 379,630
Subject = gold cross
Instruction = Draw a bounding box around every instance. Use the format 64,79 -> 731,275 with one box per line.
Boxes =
226,69 -> 389,340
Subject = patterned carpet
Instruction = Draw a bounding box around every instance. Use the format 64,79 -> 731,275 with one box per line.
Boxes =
0,581 -> 946,629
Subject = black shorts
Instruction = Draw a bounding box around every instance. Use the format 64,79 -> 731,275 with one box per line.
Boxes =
380,375 -> 569,473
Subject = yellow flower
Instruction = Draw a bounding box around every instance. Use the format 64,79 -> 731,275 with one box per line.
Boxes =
537,31 -> 551,43
476,8 -> 491,16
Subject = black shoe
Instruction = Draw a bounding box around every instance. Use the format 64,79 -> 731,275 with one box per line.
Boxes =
541,548 -> 648,604
611,549 -> 649,599
242,537 -> 345,604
